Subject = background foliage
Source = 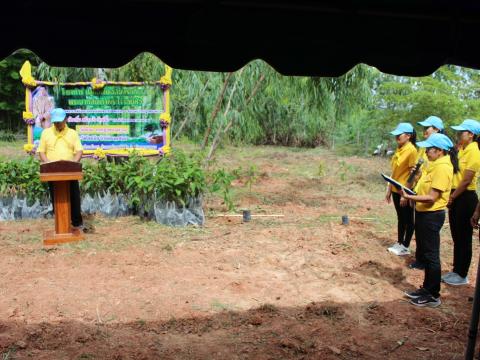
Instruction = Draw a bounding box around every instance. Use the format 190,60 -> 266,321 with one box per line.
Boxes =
2,50 -> 480,155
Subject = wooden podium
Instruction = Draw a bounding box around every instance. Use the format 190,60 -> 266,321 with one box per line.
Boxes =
40,160 -> 84,246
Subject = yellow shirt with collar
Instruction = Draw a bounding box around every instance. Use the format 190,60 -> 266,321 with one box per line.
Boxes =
452,141 -> 480,191
413,147 -> 429,192
37,125 -> 83,161
390,141 -> 417,193
416,154 -> 453,212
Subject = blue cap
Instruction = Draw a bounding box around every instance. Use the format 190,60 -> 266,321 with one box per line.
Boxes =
451,119 -> 480,135
390,122 -> 414,136
416,133 -> 454,151
418,116 -> 444,131
50,108 -> 67,123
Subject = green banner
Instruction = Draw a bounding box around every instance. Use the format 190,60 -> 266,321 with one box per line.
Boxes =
32,85 -> 165,151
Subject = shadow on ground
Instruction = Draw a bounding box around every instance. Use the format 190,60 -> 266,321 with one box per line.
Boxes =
0,298 -> 475,360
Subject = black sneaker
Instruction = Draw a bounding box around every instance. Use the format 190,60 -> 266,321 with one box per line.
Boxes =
410,294 -> 441,308
408,261 -> 425,270
404,288 -> 429,299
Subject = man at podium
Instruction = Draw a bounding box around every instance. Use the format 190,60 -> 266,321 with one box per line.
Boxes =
37,108 -> 84,230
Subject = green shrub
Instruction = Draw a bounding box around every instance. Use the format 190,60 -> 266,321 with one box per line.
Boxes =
0,156 -> 49,204
81,150 -> 207,211
0,131 -> 16,142
0,150 -> 239,215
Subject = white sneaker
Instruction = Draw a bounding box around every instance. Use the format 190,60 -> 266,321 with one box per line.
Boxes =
387,243 -> 402,253
390,244 -> 411,256
397,245 -> 411,256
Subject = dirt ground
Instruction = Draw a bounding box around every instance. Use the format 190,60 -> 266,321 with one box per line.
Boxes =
1,145 -> 479,359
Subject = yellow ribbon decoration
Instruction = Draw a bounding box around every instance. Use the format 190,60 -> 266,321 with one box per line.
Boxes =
23,144 -> 34,153
85,149 -> 160,156
19,61 -> 37,88
82,148 -> 165,158
160,65 -> 172,87
91,77 -> 106,91
94,147 -> 106,159
22,76 -> 37,87
160,112 -> 171,124
22,111 -> 34,120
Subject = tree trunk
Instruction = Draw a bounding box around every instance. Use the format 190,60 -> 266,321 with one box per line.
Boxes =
206,74 -> 265,161
173,79 -> 210,142
201,72 -> 233,150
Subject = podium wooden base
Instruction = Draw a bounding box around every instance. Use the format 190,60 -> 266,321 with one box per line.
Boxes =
43,228 -> 84,246
40,161 -> 85,247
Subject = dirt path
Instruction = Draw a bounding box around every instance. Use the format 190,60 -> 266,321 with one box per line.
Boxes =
0,146 -> 478,359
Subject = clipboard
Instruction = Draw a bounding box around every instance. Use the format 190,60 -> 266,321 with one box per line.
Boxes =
381,173 -> 416,195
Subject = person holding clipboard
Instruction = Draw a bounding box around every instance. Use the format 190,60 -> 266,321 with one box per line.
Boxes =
408,116 -> 445,270
443,119 -> 480,286
401,133 -> 458,307
385,123 -> 418,256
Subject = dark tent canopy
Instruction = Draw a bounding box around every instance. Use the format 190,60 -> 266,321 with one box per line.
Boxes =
2,0 -> 480,76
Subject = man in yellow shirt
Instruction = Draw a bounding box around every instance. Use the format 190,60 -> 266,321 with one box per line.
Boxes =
37,108 -> 84,229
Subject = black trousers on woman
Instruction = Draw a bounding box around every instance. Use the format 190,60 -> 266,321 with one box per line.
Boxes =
392,191 -> 415,247
48,181 -> 83,227
449,190 -> 479,278
415,210 -> 445,298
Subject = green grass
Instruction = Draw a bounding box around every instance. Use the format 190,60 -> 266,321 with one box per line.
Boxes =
0,140 -> 26,161
77,354 -> 96,360
211,299 -> 232,311
0,140 -> 396,254
135,318 -> 147,327
55,216 -> 211,254
1,347 -> 16,360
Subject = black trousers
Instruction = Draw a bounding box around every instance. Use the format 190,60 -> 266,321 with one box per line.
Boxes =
449,190 -> 478,278
48,181 -> 83,227
392,192 -> 415,247
415,210 -> 445,298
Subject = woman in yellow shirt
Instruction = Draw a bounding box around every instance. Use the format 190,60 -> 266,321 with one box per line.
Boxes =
443,119 -> 480,286
409,116 -> 445,270
415,116 -> 445,173
386,123 -> 417,256
401,133 -> 458,307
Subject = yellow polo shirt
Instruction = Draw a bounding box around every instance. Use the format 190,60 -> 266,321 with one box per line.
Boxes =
37,126 -> 83,161
416,155 -> 453,212
452,142 -> 480,190
391,142 -> 417,193
413,147 -> 429,192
